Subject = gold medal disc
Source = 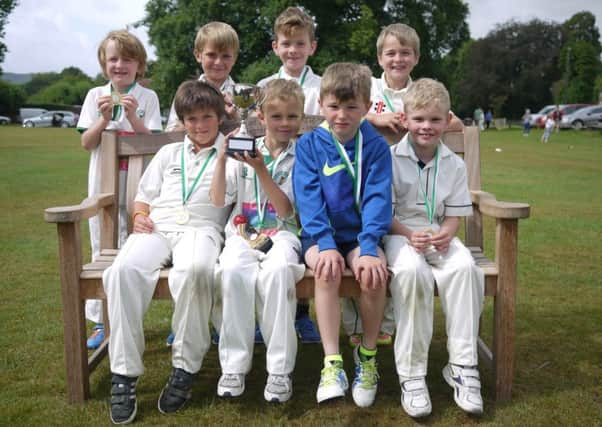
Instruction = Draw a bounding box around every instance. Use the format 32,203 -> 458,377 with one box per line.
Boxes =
111,93 -> 122,105
175,208 -> 190,225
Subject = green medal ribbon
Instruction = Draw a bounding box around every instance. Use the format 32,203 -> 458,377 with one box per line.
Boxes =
382,92 -> 395,113
110,82 -> 136,121
416,146 -> 439,224
330,130 -> 363,212
278,66 -> 309,87
181,144 -> 216,207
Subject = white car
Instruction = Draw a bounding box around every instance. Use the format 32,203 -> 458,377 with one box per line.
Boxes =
0,115 -> 10,125
529,105 -> 557,126
22,111 -> 78,128
560,105 -> 602,130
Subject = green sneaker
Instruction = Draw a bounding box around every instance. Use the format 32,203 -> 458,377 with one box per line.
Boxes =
351,345 -> 379,407
316,357 -> 348,403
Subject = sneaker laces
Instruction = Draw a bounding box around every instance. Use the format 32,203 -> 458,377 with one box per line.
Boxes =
267,375 -> 290,392
320,365 -> 343,387
220,374 -> 243,387
356,359 -> 379,389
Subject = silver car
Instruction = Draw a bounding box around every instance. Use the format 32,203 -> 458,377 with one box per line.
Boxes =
560,105 -> 602,130
22,110 -> 78,128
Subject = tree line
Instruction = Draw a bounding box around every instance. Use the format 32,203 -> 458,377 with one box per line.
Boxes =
1,1 -> 600,120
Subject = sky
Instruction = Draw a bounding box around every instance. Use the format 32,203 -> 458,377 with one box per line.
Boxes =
3,0 -> 602,77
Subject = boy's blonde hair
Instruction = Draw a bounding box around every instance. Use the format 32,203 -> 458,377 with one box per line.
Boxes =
376,23 -> 420,57
98,30 -> 147,78
401,78 -> 450,114
174,80 -> 226,122
274,7 -> 315,41
194,22 -> 240,56
320,63 -> 372,104
257,79 -> 305,114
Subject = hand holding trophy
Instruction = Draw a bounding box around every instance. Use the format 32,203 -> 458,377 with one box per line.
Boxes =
227,83 -> 259,158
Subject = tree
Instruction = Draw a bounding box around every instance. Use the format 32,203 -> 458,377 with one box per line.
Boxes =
0,78 -> 25,116
0,0 -> 17,74
452,20 -> 563,119
141,0 -> 469,109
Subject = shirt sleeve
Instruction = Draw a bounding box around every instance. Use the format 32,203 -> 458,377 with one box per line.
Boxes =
76,89 -> 99,131
164,98 -> 181,132
135,145 -> 169,204
222,159 -> 239,206
142,90 -> 163,132
443,159 -> 473,218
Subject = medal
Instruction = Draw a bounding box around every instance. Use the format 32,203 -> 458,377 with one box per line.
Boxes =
111,92 -> 122,105
175,208 -> 190,225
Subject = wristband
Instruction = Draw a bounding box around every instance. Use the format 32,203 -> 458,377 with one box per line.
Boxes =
133,210 -> 149,220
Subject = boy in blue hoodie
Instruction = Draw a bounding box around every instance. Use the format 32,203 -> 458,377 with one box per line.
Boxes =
293,63 -> 392,408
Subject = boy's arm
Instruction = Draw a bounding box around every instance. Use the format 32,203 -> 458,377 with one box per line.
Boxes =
209,142 -> 228,207
132,201 -> 154,234
80,92 -> 113,151
81,114 -> 111,151
122,95 -> 152,134
366,112 -> 404,133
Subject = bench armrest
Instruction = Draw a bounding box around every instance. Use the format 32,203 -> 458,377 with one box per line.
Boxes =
44,193 -> 116,223
471,190 -> 530,219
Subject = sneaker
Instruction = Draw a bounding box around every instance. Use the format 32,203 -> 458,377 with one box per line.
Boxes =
316,362 -> 348,403
348,333 -> 362,347
157,367 -> 194,414
442,363 -> 483,414
87,324 -> 105,350
165,332 -> 175,347
255,324 -> 264,344
264,374 -> 292,403
376,331 -> 393,346
109,374 -> 138,425
217,373 -> 245,397
295,314 -> 321,343
351,345 -> 379,407
399,376 -> 432,417
211,328 -> 220,345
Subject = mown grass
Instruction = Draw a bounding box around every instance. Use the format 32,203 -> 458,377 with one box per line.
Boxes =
0,125 -> 601,426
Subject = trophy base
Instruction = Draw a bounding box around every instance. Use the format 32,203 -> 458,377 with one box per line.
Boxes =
227,135 -> 256,158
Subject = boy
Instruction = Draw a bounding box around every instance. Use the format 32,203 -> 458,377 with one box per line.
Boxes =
165,21 -> 239,132
257,7 -> 321,116
102,80 -> 234,424
293,63 -> 392,407
77,29 -> 162,351
258,7 -> 322,343
541,115 -> 555,143
386,78 -> 484,417
210,79 -> 305,403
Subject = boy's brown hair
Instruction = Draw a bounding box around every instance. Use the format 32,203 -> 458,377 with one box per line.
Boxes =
98,30 -> 147,79
320,63 -> 372,104
174,80 -> 226,121
257,79 -> 305,114
401,78 -> 450,114
376,23 -> 420,57
194,21 -> 240,56
274,6 -> 315,41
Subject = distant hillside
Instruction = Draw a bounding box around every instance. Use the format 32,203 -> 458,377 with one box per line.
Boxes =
1,72 -> 33,84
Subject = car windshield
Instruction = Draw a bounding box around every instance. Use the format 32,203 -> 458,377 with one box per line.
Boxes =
537,106 -> 555,115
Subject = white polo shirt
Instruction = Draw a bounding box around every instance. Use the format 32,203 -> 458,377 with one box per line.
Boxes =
165,74 -> 237,132
390,133 -> 473,231
135,133 -> 235,234
370,73 -> 412,115
257,66 -> 321,115
222,136 -> 297,238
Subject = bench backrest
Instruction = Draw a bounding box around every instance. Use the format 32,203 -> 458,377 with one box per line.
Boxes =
97,120 -> 482,252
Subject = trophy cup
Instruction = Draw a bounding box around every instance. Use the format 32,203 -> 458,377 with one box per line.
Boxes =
227,83 -> 259,158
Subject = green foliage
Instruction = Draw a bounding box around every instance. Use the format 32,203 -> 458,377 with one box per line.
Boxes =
0,78 -> 25,115
0,0 -> 18,73
23,67 -> 95,106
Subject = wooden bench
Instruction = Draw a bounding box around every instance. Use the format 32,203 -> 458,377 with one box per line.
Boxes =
45,120 -> 529,404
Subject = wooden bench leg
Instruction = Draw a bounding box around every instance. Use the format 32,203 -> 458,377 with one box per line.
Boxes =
493,219 -> 519,402
57,223 -> 90,403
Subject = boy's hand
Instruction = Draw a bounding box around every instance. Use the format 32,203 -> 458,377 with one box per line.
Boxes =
223,93 -> 239,119
97,95 -> 114,121
373,112 -> 404,133
409,230 -> 432,253
315,249 -> 345,283
238,147 -> 267,172
430,229 -> 453,253
133,213 -> 154,234
354,255 -> 388,291
220,128 -> 240,161
121,95 -> 139,119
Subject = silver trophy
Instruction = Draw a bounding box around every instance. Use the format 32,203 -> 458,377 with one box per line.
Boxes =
227,83 -> 259,158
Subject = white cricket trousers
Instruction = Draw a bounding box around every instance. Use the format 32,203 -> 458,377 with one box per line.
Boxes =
103,227 -> 221,377
385,235 -> 484,378
218,232 -> 304,375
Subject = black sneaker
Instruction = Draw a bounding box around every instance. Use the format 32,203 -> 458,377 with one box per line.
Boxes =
157,367 -> 194,414
110,374 -> 138,425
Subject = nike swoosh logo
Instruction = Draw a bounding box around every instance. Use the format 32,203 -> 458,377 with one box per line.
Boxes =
322,162 -> 346,176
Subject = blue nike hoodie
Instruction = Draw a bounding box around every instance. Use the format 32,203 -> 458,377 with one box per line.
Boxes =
293,120 -> 392,257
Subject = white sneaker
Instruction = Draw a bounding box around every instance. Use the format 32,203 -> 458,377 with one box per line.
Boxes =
316,363 -> 349,403
399,376 -> 432,417
351,345 -> 379,407
442,363 -> 483,414
217,373 -> 245,397
264,374 -> 293,403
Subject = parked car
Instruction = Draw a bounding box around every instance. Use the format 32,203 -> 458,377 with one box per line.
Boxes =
559,104 -> 602,130
0,115 -> 10,125
529,105 -> 556,126
22,111 -> 78,128
18,107 -> 48,123
536,104 -> 592,128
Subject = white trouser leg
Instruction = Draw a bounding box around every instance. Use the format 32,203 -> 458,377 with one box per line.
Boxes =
85,300 -> 103,324
218,236 -> 259,374
103,233 -> 171,377
431,238 -> 484,366
385,235 -> 434,377
86,214 -> 103,324
169,228 -> 219,374
257,235 -> 303,375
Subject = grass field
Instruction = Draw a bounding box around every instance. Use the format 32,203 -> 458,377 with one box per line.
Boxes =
1,126 -> 601,426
